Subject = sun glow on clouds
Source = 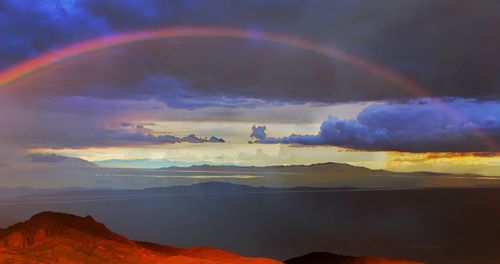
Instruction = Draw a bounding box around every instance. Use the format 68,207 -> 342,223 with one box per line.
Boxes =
29,143 -> 499,176
31,143 -> 384,166
23,99 -> 499,176
386,152 -> 500,176
20,102 -> 373,166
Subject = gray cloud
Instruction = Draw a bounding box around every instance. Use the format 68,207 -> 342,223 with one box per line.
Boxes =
0,98 -> 225,148
1,0 -> 499,155
250,125 -> 267,141
251,98 -> 500,152
2,0 -> 499,103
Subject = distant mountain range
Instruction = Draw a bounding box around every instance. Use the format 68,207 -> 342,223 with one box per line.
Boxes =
155,162 -> 498,189
29,153 -> 97,168
0,212 -> 422,264
94,158 -> 230,169
0,182 -> 353,201
1,161 -> 498,193
0,186 -> 87,198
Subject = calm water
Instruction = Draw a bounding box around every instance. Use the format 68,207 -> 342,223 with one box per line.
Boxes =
1,188 -> 499,263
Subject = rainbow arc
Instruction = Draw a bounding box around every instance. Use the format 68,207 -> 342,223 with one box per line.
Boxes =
0,26 -> 496,151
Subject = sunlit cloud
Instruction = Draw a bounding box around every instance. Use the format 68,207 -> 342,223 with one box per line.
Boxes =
385,152 -> 500,176
251,98 -> 500,152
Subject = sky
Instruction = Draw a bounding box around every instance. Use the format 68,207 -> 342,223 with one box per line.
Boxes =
0,0 -> 499,186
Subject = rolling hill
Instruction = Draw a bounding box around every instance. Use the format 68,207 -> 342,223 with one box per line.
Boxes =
0,211 -> 280,264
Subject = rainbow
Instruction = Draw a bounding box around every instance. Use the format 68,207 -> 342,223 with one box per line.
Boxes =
0,26 -> 496,151
0,26 -> 430,96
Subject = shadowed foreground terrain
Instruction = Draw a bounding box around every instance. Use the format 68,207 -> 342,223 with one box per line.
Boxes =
285,252 -> 423,264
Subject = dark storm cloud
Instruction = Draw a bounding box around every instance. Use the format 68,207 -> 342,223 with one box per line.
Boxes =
1,0 -> 499,102
250,125 -> 267,141
120,122 -> 134,128
0,0 -> 110,68
9,40 -> 408,106
42,123 -> 226,148
0,96 -> 226,148
4,117 -> 179,148
249,125 -> 283,144
16,122 -> 226,148
88,75 -> 276,109
251,98 -> 500,152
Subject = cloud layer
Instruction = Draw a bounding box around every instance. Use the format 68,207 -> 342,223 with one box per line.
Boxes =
252,98 -> 500,152
0,98 -> 225,149
2,0 -> 499,103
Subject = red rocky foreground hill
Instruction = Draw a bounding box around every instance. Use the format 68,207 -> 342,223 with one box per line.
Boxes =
0,211 -> 280,264
0,211 -> 424,264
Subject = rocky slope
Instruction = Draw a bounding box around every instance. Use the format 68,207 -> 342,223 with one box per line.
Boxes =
0,212 -> 424,264
0,211 -> 280,264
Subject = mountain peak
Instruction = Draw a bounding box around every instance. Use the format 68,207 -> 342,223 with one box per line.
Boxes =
30,211 -> 93,221
0,211 -> 129,249
0,212 -> 281,263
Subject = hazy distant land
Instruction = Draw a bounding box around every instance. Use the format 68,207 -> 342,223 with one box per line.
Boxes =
0,162 -> 498,190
